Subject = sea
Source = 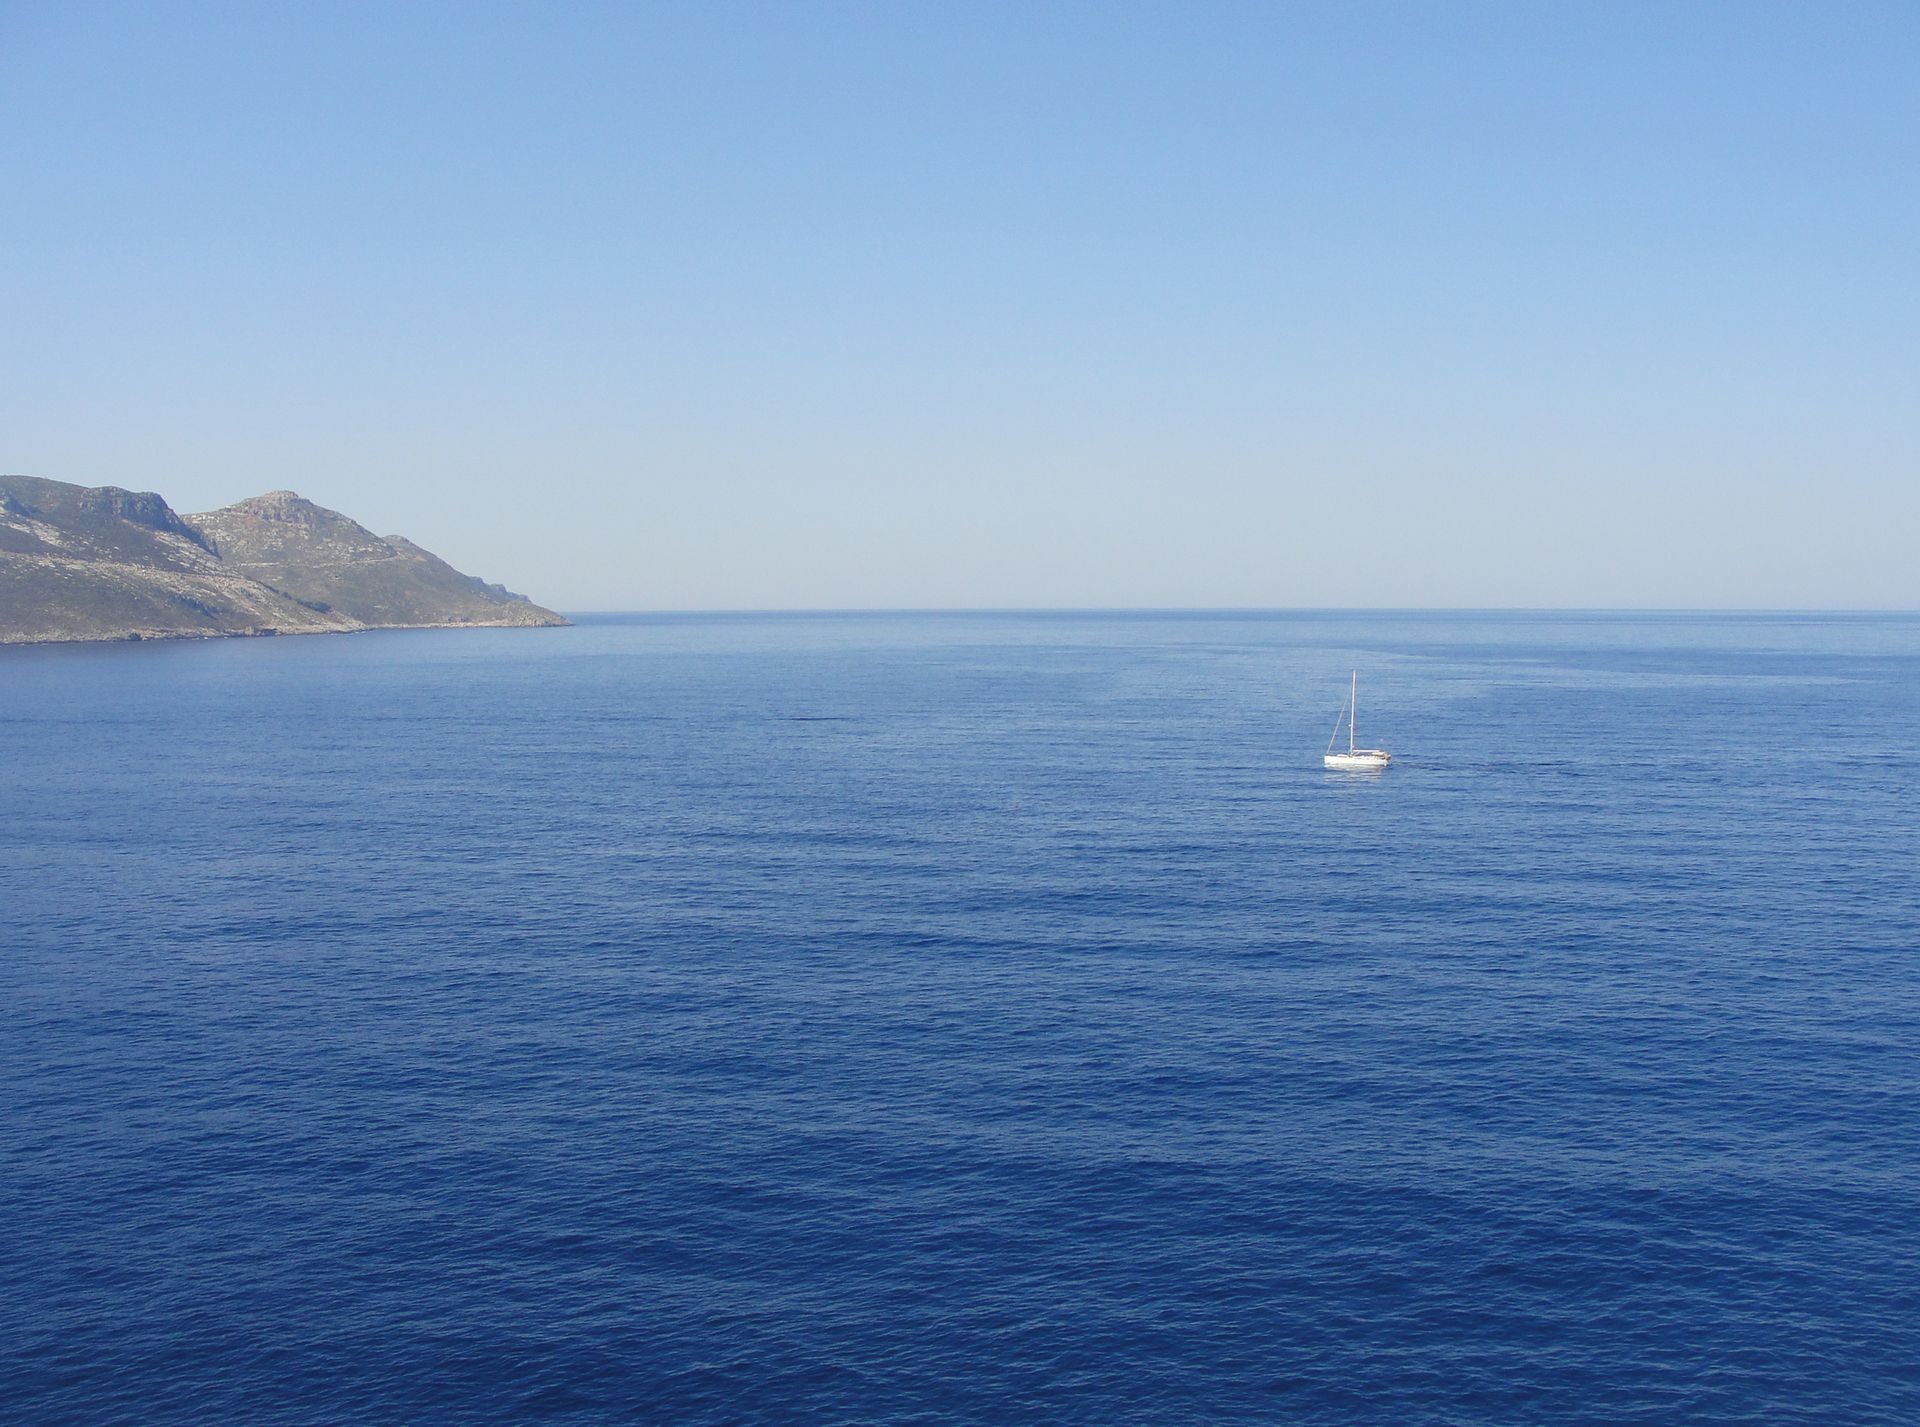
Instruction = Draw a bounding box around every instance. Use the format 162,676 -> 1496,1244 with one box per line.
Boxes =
3,611 -> 1916,1425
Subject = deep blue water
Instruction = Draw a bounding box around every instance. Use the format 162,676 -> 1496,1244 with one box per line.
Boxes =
3,611 -> 1917,1425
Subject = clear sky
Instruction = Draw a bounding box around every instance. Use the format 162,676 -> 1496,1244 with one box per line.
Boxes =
3,2 -> 1914,609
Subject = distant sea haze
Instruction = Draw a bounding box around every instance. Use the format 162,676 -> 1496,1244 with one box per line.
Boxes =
3,612 -> 1917,1425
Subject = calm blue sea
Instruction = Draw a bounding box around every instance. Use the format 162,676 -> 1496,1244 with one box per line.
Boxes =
3,612 -> 1917,1425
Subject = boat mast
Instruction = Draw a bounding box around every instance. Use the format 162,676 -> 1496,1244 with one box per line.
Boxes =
1349,671 -> 1357,753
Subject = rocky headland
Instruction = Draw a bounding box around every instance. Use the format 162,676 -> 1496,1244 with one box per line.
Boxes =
0,474 -> 568,645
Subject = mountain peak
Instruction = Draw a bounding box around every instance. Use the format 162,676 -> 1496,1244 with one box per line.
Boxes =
186,489 -> 566,630
216,490 -> 351,528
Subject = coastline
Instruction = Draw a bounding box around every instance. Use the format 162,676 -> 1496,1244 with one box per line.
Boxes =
0,617 -> 572,648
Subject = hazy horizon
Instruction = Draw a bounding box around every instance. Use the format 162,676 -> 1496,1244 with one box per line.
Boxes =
4,2 -> 1915,610
553,606 -> 1919,616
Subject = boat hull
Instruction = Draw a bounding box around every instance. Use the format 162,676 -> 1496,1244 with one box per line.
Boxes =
1324,750 -> 1391,771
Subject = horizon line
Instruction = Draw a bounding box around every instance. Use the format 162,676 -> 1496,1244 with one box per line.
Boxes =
554,606 -> 1920,618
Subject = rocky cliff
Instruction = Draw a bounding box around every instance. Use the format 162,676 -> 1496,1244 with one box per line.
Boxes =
0,475 -> 567,645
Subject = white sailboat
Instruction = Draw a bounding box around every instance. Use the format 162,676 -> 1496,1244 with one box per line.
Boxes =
1324,671 -> 1391,770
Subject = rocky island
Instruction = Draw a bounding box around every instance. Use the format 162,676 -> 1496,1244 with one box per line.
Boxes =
0,474 -> 567,644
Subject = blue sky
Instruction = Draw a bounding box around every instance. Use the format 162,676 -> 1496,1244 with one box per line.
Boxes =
3,1 -> 1914,608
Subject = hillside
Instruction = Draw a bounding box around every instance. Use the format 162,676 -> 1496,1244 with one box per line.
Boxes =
0,475 -> 566,644
187,491 -> 567,630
